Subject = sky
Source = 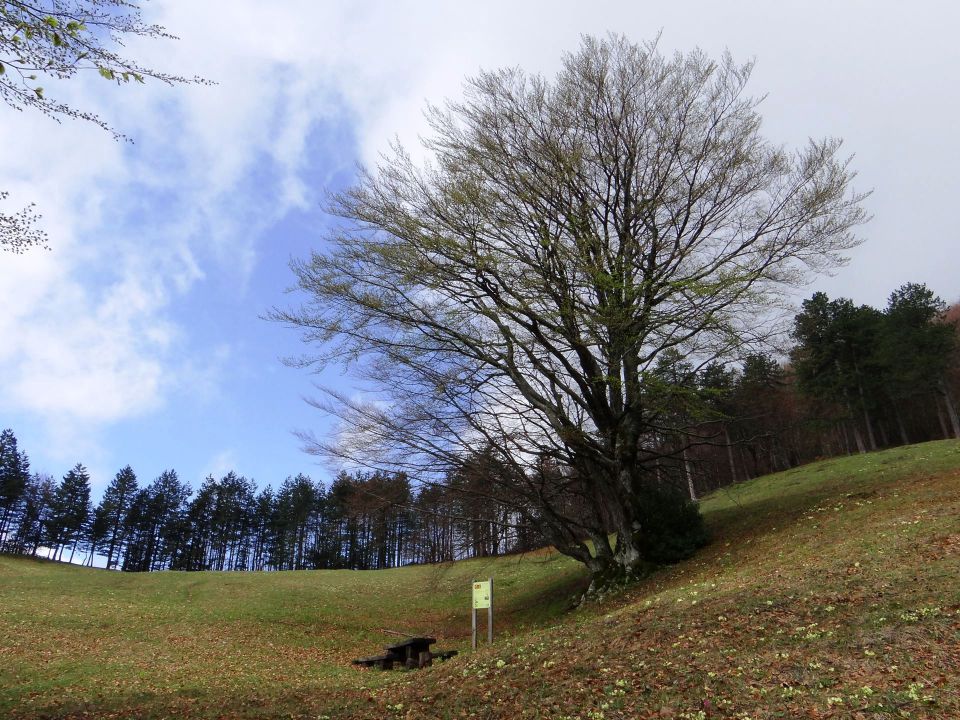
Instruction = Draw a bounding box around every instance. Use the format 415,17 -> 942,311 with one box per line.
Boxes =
1,0 -> 958,499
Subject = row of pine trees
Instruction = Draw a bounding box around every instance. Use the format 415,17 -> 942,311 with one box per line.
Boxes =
0,442 -> 533,571
1,283 -> 958,571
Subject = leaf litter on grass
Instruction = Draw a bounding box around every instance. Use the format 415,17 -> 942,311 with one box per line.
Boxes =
1,441 -> 958,718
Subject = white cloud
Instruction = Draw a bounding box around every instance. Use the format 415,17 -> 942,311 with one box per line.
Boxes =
1,0 -> 958,466
203,449 -> 238,481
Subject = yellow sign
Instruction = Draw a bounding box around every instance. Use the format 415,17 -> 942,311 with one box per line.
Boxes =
472,580 -> 491,609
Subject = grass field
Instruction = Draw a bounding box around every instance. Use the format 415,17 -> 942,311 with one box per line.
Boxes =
2,441 -> 959,719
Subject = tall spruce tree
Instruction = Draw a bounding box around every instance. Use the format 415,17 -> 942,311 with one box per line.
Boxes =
45,463 -> 92,562
882,283 -> 960,439
0,428 -> 30,547
793,293 -> 884,453
121,471 -> 190,572
96,465 -> 139,569
11,472 -> 55,555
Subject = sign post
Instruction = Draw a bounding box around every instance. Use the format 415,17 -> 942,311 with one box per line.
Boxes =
471,578 -> 493,649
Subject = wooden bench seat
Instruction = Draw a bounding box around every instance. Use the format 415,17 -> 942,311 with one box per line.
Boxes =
351,654 -> 395,670
353,636 -> 455,670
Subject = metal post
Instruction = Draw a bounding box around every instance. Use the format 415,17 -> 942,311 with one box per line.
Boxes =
471,602 -> 477,650
487,576 -> 493,645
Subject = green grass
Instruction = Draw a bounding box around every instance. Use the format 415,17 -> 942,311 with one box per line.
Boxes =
2,440 -> 959,719
0,534 -> 586,718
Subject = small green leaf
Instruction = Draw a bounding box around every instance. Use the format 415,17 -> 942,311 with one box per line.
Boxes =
98,66 -> 115,80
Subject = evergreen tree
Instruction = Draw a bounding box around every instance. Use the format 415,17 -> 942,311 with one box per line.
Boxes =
734,354 -> 797,475
96,465 -> 139,569
698,362 -> 741,484
83,503 -> 111,566
174,476 -> 218,571
249,486 -> 275,571
647,349 -> 702,501
10,472 -> 54,555
882,283 -> 960,439
0,428 -> 30,548
207,472 -> 254,571
793,293 -> 885,453
121,470 -> 190,571
45,464 -> 92,563
149,470 -> 191,570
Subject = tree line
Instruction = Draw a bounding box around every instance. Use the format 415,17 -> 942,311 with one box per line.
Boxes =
658,282 -> 960,499
0,438 -> 541,570
2,281 -> 956,573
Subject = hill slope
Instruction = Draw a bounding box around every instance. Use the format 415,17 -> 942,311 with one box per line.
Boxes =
2,441 -> 959,719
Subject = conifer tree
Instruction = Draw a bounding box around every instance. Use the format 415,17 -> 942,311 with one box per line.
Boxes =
11,472 -> 55,555
882,283 -> 960,438
0,428 -> 30,547
95,465 -> 139,569
45,463 -> 92,562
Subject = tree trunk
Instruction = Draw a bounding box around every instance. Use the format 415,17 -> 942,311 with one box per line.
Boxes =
939,378 -> 960,438
893,402 -> 910,446
877,419 -> 889,448
862,406 -> 877,451
0,509 -> 9,546
724,427 -> 738,483
844,388 -> 867,453
936,396 -> 951,439
850,419 -> 866,454
838,422 -> 851,455
739,446 -> 753,480
683,448 -> 697,502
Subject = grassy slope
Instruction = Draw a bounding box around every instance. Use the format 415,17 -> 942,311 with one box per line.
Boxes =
2,441 -> 959,719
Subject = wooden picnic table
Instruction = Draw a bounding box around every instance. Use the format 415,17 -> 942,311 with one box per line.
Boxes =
352,636 -> 458,670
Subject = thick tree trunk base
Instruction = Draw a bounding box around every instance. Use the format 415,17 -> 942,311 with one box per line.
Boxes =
581,560 -> 656,603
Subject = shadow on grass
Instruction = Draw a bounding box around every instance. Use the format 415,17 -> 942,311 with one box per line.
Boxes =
6,685 -> 373,720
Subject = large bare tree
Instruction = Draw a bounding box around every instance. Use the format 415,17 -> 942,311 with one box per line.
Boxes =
274,35 -> 868,588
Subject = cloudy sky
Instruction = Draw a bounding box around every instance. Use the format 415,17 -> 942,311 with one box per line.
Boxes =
1,1 -> 957,497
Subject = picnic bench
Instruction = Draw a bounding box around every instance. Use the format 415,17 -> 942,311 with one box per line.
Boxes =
352,636 -> 458,670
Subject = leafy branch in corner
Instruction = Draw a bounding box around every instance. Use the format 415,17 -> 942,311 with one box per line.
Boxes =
0,0 -> 212,253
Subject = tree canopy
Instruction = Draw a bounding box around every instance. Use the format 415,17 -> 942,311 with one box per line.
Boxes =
792,283 -> 960,448
275,35 -> 868,587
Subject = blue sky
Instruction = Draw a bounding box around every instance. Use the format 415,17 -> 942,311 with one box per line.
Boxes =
2,1 -> 959,499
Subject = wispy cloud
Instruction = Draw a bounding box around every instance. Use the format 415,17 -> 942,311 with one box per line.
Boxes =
2,0 -> 958,481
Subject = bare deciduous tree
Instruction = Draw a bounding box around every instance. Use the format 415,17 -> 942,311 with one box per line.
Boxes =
274,35 -> 868,588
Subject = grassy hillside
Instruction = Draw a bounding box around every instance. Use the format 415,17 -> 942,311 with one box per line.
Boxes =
2,441 -> 959,719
